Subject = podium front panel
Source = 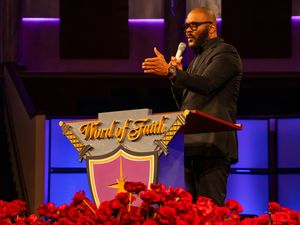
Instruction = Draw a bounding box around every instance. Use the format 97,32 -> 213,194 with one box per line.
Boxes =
158,131 -> 185,189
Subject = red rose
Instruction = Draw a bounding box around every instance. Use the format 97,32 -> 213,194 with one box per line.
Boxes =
167,187 -> 193,203
10,200 -> 27,216
213,220 -> 238,225
271,211 -> 290,224
67,206 -> 82,220
171,201 -> 185,213
257,214 -> 270,225
224,199 -> 243,213
269,202 -> 281,214
110,217 -> 122,224
157,205 -> 177,224
176,211 -> 200,225
116,192 -> 130,205
98,201 -> 113,217
240,217 -> 258,225
24,214 -> 43,224
55,217 -> 77,225
140,203 -> 156,219
71,191 -> 86,206
119,212 -> 134,224
0,218 -> 11,224
150,183 -> 166,193
229,211 -> 241,221
37,202 -> 59,219
143,218 -> 159,225
140,190 -> 162,205
278,207 -> 300,224
195,196 -> 215,216
110,199 -> 121,211
177,190 -> 193,203
281,207 -> 300,224
76,215 -> 97,225
124,181 -> 147,194
214,206 -> 230,220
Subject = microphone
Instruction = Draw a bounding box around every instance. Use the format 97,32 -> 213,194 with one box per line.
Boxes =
175,42 -> 186,60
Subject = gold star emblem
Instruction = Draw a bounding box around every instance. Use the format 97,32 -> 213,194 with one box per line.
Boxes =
108,156 -> 127,193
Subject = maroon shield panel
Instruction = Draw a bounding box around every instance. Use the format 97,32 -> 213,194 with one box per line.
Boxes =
86,145 -> 158,206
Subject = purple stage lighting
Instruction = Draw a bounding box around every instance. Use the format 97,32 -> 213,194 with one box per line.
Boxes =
22,18 -> 60,22
22,18 -> 164,24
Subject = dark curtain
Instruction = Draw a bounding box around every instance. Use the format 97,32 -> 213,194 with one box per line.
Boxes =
0,0 -> 22,69
0,0 -> 24,203
164,0 -> 186,58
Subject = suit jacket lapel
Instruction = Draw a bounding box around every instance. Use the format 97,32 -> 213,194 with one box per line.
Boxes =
195,47 -> 214,71
181,47 -> 215,104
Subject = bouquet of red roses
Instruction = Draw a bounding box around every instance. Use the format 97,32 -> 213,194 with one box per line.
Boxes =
1,181 -> 300,224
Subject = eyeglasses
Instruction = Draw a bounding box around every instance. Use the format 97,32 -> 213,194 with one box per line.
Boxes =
183,21 -> 212,32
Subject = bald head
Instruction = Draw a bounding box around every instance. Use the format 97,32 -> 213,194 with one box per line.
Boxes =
188,7 -> 216,24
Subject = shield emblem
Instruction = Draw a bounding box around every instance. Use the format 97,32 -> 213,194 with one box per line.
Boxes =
86,144 -> 158,206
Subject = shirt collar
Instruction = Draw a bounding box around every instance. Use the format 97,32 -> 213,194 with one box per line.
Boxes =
194,37 -> 223,54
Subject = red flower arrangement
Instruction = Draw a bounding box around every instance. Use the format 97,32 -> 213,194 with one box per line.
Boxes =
1,182 -> 300,224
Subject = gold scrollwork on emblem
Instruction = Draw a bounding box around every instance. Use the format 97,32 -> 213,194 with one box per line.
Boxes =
154,110 -> 190,155
59,121 -> 92,162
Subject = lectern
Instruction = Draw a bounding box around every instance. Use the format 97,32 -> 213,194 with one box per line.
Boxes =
60,109 -> 241,206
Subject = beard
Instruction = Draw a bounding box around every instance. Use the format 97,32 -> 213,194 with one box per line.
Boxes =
191,27 -> 209,51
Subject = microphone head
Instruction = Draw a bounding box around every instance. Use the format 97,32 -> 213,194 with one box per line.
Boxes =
178,42 -> 186,51
175,42 -> 187,59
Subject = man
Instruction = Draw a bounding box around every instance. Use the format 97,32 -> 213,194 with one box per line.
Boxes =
142,7 -> 242,205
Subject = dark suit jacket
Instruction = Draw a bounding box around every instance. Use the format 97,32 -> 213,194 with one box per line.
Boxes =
171,37 -> 242,163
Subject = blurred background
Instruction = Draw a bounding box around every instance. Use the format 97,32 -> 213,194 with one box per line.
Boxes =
1,0 -> 300,215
